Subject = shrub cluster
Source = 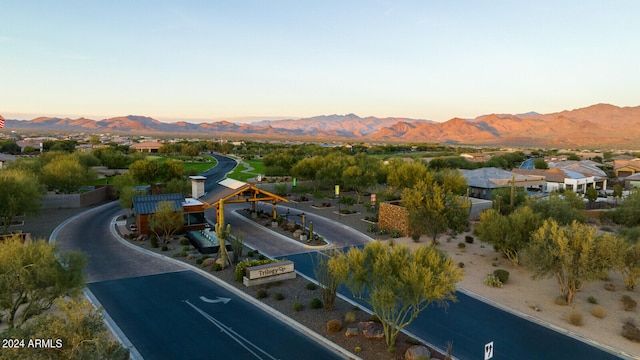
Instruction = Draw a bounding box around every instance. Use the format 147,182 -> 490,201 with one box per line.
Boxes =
326,319 -> 343,333
622,295 -> 637,311
484,274 -> 502,288
256,289 -> 269,299
310,298 -> 323,309
493,269 -> 510,284
567,310 -> 583,326
293,302 -> 304,312
591,305 -> 606,319
622,320 -> 640,342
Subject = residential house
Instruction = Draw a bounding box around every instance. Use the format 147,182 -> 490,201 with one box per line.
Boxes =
0,153 -> 17,169
130,141 -> 163,153
549,160 -> 608,192
459,167 -> 545,200
614,159 -> 640,178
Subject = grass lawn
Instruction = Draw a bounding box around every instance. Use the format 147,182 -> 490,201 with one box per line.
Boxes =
227,158 -> 263,182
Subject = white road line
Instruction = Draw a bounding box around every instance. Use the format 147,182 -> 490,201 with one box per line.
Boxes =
183,299 -> 278,360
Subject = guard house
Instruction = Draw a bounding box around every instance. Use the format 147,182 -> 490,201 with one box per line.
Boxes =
202,178 -> 289,223
132,194 -> 207,235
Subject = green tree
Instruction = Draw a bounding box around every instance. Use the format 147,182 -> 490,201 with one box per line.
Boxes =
128,158 -> 160,185
181,144 -> 200,158
492,187 -> 528,215
475,206 -> 541,265
526,220 -> 616,304
328,241 -> 462,351
40,154 -> 96,193
533,158 -> 549,169
0,298 -> 128,360
585,186 -> 598,205
609,236 -> 640,291
611,190 -> 640,227
386,160 -> 429,192
0,236 -> 85,328
0,169 -> 44,234
159,158 -> 184,182
148,201 -> 183,244
528,191 -> 586,224
402,176 -> 470,244
342,153 -> 381,203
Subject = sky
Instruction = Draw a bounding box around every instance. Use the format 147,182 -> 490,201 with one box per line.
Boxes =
1,1 -> 639,123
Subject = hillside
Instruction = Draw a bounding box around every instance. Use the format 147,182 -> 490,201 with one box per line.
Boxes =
3,103 -> 640,147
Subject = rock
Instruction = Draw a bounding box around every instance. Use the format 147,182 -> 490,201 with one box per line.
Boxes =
345,327 -> 359,337
358,321 -> 385,340
405,345 -> 431,360
202,258 -> 216,267
293,229 -> 303,238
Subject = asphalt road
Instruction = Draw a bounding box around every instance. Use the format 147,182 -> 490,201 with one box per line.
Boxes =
87,270 -> 342,360
280,251 -> 628,360
201,153 -> 237,192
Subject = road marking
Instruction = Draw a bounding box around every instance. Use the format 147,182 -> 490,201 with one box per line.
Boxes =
200,295 -> 231,304
184,300 -> 278,360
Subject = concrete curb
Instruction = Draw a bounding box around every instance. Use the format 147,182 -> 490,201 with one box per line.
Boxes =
49,202 -> 143,360
108,214 -> 361,360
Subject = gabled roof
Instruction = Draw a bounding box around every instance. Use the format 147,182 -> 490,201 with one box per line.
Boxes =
133,193 -> 185,215
201,178 -> 289,208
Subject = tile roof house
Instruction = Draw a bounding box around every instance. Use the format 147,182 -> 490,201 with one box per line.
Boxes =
130,141 -> 163,153
614,159 -> 640,178
459,167 -> 545,200
549,160 -> 608,192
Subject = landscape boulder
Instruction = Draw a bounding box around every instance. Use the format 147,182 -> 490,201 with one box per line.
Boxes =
358,321 -> 385,340
405,345 -> 431,360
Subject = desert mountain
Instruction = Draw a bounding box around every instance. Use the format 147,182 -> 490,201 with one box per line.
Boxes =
3,103 -> 639,147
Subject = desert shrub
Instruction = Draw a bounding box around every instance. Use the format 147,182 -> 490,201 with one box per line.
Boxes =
622,320 -> 640,342
369,314 -> 382,323
604,283 -> 616,291
310,298 -> 323,309
591,305 -> 606,318
354,346 -> 362,354
465,235 -> 474,244
150,235 -> 159,248
258,254 -> 267,260
179,238 -> 190,245
367,224 -> 377,233
274,292 -> 285,301
588,296 -> 598,304
326,319 -> 343,333
306,282 -> 318,290
493,269 -> 510,284
622,295 -> 638,311
212,263 -> 222,272
256,289 -> 269,299
344,312 -> 356,323
182,245 -> 190,251
173,251 -> 187,258
484,274 -> 502,288
247,250 -> 254,257
390,230 -> 401,238
161,245 -> 169,251
567,310 -> 583,326
458,262 -> 465,268
555,296 -> 568,306
293,302 -> 304,312
404,337 -> 422,346
458,242 -> 466,249
378,227 -> 388,235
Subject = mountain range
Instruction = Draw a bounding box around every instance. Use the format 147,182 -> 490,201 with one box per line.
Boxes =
3,103 -> 639,148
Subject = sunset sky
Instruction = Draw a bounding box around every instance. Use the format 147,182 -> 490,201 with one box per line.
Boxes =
2,1 -> 639,123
